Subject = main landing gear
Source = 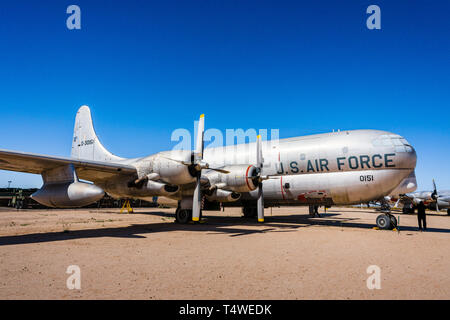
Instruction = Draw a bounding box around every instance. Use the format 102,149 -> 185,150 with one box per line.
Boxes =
175,208 -> 203,224
376,213 -> 398,230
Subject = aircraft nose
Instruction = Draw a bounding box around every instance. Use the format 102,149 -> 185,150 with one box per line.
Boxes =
403,145 -> 417,169
393,141 -> 417,170
409,145 -> 417,166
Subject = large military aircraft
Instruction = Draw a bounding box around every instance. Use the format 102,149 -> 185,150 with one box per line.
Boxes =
395,180 -> 450,215
0,106 -> 417,229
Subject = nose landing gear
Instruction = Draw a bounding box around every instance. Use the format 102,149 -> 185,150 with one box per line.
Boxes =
376,213 -> 398,230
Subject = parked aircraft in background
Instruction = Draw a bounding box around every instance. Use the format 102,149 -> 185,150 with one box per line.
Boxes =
395,180 -> 450,215
0,106 -> 417,229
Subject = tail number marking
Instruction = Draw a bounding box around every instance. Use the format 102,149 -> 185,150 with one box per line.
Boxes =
80,139 -> 95,146
360,175 -> 374,182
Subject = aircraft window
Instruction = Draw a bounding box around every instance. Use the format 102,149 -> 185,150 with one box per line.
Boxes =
405,146 -> 413,152
381,139 -> 392,146
395,146 -> 406,152
300,153 -> 305,160
400,138 -> 409,145
392,138 -> 403,146
342,147 -> 348,153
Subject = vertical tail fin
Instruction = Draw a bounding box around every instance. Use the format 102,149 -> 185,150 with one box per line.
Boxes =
71,105 -> 123,162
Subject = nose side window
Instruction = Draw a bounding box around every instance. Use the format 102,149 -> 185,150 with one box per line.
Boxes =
372,135 -> 413,152
391,137 -> 413,152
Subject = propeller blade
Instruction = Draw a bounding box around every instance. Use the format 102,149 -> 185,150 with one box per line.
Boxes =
257,187 -> 264,222
192,114 -> 205,222
256,134 -> 263,168
195,114 -> 205,161
256,135 -> 264,222
431,179 -> 439,213
431,179 -> 438,199
160,156 -> 229,174
159,156 -> 191,166
192,174 -> 201,222
209,168 -> 230,174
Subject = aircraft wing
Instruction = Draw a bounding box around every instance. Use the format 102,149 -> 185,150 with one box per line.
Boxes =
0,149 -> 137,182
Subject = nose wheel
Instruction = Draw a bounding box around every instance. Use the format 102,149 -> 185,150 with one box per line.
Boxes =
376,213 -> 397,230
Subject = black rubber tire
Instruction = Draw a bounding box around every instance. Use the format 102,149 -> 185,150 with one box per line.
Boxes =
389,215 -> 397,229
176,209 -> 192,224
376,214 -> 391,230
447,209 -> 450,216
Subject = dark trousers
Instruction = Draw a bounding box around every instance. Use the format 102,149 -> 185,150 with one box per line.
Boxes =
314,205 -> 320,217
418,214 -> 427,230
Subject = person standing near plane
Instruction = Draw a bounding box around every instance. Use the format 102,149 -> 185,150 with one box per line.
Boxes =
314,205 -> 321,218
417,201 -> 427,231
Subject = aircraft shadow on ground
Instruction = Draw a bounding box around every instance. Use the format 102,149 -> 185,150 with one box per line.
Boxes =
1,211 -> 449,246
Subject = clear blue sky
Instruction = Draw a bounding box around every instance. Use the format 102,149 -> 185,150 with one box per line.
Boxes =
0,0 -> 449,190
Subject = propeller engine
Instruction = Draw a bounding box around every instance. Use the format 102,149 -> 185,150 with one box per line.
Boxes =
163,114 -> 270,223
431,179 -> 440,212
189,114 -> 230,222
204,164 -> 260,193
255,134 -> 265,222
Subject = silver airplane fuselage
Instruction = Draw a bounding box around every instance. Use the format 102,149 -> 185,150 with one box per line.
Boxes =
102,129 -> 417,207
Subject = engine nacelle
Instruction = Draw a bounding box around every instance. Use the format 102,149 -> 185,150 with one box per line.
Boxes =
143,180 -> 179,196
31,182 -> 105,208
205,189 -> 241,202
206,165 -> 259,193
151,153 -> 196,185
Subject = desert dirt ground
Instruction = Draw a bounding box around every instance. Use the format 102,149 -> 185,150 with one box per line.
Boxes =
0,206 -> 449,300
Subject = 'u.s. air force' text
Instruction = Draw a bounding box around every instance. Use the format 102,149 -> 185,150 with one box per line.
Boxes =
278,153 -> 395,174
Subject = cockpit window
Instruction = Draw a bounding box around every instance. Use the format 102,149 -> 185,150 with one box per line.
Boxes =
372,135 -> 413,152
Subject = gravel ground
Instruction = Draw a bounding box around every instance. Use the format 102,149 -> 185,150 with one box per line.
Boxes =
0,206 -> 449,299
